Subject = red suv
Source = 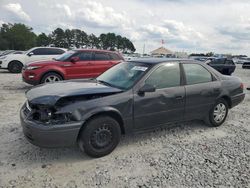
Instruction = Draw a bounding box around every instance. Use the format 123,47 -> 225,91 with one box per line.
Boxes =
22,49 -> 124,85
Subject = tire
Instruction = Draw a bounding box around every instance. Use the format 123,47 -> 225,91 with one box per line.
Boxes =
40,72 -> 63,84
8,61 -> 23,73
205,98 -> 229,127
78,116 -> 121,158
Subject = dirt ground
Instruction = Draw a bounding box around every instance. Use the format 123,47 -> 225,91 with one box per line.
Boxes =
0,65 -> 249,188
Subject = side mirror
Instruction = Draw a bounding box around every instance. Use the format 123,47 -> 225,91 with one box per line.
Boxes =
138,84 -> 156,95
27,52 -> 34,56
70,56 -> 80,63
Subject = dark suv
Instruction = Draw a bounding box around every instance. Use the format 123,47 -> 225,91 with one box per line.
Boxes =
206,58 -> 236,75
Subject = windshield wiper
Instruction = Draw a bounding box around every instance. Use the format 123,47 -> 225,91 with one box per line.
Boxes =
97,80 -> 113,87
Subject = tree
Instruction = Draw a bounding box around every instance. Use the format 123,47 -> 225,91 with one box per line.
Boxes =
36,33 -> 51,46
0,22 -> 136,52
51,28 -> 66,48
0,23 -> 36,50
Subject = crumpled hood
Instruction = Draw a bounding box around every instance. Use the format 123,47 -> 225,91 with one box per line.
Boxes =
26,80 -> 122,106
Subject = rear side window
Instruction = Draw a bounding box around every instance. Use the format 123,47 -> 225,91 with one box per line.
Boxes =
49,48 -> 65,55
94,52 -> 111,60
110,53 -> 122,60
78,52 -> 92,61
145,63 -> 180,89
210,59 -> 225,65
183,64 -> 212,85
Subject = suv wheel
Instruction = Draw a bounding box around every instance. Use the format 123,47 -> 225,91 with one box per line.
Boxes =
41,72 -> 63,84
205,98 -> 229,127
78,116 -> 121,158
8,61 -> 23,73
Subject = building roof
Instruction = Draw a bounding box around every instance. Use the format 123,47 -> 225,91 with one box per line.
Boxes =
150,46 -> 173,55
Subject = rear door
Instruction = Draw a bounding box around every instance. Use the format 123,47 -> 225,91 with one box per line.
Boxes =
225,59 -> 236,75
208,59 -> 225,73
92,52 -> 115,77
182,63 -> 221,120
133,62 -> 185,131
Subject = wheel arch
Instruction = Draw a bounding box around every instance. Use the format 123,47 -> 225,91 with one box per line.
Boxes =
8,60 -> 23,68
40,70 -> 64,83
77,108 -> 125,141
220,95 -> 232,108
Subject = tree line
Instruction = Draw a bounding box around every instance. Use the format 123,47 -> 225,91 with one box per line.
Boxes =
0,23 -> 136,53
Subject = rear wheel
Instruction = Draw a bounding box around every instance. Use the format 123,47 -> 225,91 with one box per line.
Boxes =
8,61 -> 23,73
205,98 -> 229,127
41,72 -> 63,84
78,116 -> 121,158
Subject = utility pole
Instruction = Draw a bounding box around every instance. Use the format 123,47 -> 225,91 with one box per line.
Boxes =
142,43 -> 145,56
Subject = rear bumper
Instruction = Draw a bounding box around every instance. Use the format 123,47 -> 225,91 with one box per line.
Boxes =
231,93 -> 245,108
20,104 -> 83,148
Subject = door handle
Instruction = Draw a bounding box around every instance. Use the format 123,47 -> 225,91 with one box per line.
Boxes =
175,95 -> 184,100
213,88 -> 220,93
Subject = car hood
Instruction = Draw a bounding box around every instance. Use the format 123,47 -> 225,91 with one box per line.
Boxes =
26,80 -> 122,106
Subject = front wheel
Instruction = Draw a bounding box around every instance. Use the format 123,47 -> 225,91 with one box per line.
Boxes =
8,61 -> 23,73
40,72 -> 63,84
205,98 -> 229,127
78,116 -> 121,158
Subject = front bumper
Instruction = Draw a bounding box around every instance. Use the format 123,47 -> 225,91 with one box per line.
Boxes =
20,104 -> 83,148
231,93 -> 245,108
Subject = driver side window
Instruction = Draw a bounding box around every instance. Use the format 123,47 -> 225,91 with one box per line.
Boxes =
145,63 -> 180,89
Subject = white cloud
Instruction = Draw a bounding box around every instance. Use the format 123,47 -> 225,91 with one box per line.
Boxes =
1,0 -> 250,55
76,1 -> 131,28
141,20 -> 204,48
55,4 -> 72,18
4,3 -> 31,22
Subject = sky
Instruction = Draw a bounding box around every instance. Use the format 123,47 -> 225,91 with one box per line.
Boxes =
1,0 -> 250,55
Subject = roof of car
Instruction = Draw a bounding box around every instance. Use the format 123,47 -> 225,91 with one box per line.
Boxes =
74,49 -> 119,53
129,58 -> 193,64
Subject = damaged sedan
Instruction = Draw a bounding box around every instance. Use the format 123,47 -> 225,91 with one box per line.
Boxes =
20,59 -> 245,157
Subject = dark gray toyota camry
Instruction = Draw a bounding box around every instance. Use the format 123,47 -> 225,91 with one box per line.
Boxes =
20,58 -> 245,157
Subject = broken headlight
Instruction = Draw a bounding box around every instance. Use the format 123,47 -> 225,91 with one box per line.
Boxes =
31,105 -> 76,125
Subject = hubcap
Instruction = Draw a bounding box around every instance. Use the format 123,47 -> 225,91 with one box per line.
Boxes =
91,125 -> 112,149
44,75 -> 61,83
213,103 -> 226,123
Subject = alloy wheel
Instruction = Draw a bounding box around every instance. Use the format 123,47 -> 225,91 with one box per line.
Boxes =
213,103 -> 227,123
44,75 -> 61,83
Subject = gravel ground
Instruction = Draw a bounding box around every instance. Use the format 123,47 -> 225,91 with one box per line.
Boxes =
0,65 -> 249,188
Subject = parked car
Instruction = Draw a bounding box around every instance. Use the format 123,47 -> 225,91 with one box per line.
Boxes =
0,51 -> 24,59
242,61 -> 250,69
0,47 -> 66,73
22,49 -> 124,85
205,58 -> 236,75
20,58 -> 245,157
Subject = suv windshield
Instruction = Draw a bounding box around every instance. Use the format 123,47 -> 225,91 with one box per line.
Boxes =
97,62 -> 151,90
54,50 -> 75,61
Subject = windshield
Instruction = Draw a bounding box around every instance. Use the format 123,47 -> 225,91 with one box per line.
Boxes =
97,62 -> 151,90
54,50 -> 75,61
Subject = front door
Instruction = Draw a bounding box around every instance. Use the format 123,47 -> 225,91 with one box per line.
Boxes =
133,63 -> 185,131
63,51 -> 94,79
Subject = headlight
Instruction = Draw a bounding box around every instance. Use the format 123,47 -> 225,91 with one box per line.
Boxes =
0,55 -> 7,59
26,66 -> 41,70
